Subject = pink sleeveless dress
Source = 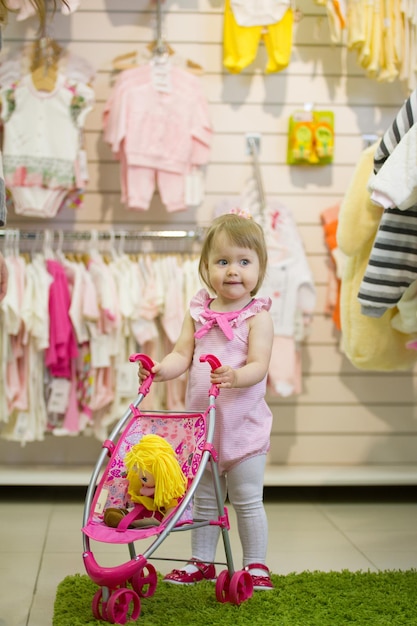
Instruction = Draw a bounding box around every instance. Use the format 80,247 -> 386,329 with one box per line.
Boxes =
186,289 -> 272,474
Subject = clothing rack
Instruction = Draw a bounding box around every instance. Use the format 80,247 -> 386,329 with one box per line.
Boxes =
0,228 -> 204,240
0,227 -> 205,254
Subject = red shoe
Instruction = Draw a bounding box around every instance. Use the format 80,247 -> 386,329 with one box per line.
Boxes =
163,560 -> 216,585
244,563 -> 273,591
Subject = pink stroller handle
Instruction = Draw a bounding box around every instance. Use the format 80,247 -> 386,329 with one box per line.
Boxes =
200,353 -> 222,371
129,353 -> 155,396
200,354 -> 222,397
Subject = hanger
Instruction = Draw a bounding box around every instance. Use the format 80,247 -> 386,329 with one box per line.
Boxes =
42,229 -> 55,260
117,231 -> 126,256
106,229 -> 119,262
111,0 -> 203,75
3,229 -> 19,258
31,64 -> 58,92
111,50 -> 139,71
111,41 -> 203,75
111,42 -> 174,71
30,37 -> 62,92
148,39 -> 175,57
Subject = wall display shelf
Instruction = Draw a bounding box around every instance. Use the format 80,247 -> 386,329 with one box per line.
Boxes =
1,463 -> 417,487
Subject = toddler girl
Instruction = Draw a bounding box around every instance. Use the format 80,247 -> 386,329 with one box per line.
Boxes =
138,213 -> 274,590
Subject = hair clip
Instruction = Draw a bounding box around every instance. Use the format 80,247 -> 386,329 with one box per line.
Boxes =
230,207 -> 253,220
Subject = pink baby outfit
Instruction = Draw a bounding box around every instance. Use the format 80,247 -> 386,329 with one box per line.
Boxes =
186,289 -> 272,474
103,63 -> 212,212
45,260 -> 80,435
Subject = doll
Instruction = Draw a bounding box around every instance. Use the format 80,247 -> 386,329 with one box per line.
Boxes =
104,434 -> 187,529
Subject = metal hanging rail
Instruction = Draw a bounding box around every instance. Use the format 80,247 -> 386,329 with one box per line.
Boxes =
154,0 -> 167,55
0,228 -> 204,240
0,228 -> 206,256
246,135 -> 266,219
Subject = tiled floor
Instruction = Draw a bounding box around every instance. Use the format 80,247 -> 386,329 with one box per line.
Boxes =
1,486 -> 416,626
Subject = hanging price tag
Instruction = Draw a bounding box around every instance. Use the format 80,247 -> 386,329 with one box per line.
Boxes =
185,169 -> 204,206
47,378 -> 71,414
117,362 -> 139,396
151,57 -> 172,93
78,149 -> 89,182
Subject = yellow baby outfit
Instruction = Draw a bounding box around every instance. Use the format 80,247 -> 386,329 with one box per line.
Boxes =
223,0 -> 294,74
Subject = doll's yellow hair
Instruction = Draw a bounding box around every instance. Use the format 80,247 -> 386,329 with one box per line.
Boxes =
124,435 -> 187,511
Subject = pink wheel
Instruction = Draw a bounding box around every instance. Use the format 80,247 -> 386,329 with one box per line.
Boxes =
131,562 -> 158,598
106,588 -> 141,624
229,570 -> 253,605
92,589 -> 107,620
215,569 -> 231,603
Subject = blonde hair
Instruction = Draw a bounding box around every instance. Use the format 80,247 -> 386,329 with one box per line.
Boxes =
124,435 -> 187,511
198,213 -> 268,296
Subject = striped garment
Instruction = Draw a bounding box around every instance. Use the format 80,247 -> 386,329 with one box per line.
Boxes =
373,89 -> 417,172
357,88 -> 417,316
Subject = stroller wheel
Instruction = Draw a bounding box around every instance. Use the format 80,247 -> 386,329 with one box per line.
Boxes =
229,570 -> 253,605
131,562 -> 158,598
106,588 -> 141,624
92,589 -> 107,620
215,569 -> 231,603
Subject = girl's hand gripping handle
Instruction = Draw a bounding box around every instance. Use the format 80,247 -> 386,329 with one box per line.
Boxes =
200,354 -> 222,397
129,353 -> 155,396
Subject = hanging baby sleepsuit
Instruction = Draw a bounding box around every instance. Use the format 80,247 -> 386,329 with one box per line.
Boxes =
223,0 -> 294,73
103,62 -> 212,212
0,72 -> 94,218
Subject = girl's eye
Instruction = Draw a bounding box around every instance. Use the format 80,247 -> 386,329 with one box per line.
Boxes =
218,259 -> 227,266
240,259 -> 249,266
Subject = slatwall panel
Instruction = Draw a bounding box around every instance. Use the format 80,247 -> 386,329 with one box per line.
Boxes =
1,0 -> 416,485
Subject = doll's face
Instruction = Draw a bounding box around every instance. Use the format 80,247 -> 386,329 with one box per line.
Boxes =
140,470 -> 155,489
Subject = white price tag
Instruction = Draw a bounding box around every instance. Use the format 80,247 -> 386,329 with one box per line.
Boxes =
78,149 -> 89,182
117,362 -> 138,396
90,334 -> 111,368
151,59 -> 172,93
47,378 -> 71,413
185,169 -> 204,206
15,412 -> 29,439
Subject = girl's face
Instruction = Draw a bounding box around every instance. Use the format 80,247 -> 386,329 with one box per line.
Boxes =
207,232 -> 260,307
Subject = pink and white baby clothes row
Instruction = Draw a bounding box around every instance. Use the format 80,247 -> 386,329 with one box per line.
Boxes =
0,248 -> 201,443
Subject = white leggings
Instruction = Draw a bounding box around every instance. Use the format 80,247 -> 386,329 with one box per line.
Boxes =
191,454 -> 268,567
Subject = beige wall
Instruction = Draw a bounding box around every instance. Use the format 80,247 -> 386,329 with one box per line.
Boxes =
1,0 -> 416,484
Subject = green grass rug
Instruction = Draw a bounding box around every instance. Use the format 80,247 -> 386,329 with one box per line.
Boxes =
53,570 -> 417,625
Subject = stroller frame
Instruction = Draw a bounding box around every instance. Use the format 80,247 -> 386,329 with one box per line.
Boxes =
81,353 -> 253,624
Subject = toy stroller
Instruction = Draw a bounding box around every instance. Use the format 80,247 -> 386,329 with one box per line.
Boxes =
82,353 -> 254,624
